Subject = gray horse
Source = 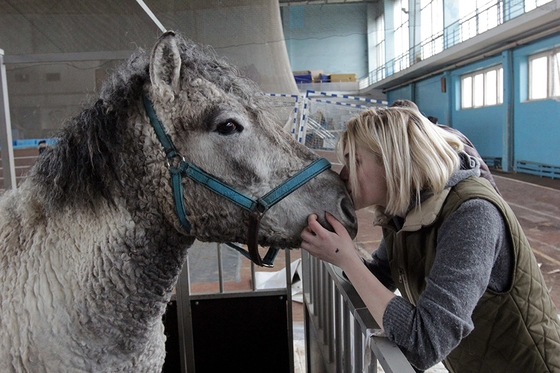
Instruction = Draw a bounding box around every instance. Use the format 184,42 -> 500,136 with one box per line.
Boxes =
0,32 -> 357,372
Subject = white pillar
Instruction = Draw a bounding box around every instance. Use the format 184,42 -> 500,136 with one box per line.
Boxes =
0,48 -> 16,191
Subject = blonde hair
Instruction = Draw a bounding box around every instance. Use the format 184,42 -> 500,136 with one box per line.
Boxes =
338,107 -> 464,217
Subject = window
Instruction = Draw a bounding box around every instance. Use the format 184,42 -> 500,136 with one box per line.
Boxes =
459,0 -> 502,43
461,65 -> 503,109
373,14 -> 386,81
525,0 -> 553,12
529,50 -> 560,100
420,0 -> 444,59
393,0 -> 410,72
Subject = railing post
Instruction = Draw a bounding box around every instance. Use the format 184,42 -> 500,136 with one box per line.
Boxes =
302,253 -> 416,373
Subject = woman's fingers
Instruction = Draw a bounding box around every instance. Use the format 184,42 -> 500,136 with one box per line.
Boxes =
300,227 -> 316,242
305,212 -> 350,242
325,211 -> 351,238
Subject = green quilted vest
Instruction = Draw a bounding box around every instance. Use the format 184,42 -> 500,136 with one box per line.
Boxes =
383,176 -> 560,373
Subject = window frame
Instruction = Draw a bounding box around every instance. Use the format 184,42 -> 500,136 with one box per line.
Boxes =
528,49 -> 560,101
460,65 -> 503,109
393,0 -> 410,72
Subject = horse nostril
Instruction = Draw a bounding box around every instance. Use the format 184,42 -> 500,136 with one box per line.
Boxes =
340,197 -> 357,226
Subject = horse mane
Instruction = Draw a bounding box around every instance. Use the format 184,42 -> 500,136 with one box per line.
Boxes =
29,51 -> 150,211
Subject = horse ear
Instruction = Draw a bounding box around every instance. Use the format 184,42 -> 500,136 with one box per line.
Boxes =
150,31 -> 181,95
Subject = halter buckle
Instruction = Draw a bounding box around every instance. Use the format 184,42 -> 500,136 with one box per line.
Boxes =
166,153 -> 186,170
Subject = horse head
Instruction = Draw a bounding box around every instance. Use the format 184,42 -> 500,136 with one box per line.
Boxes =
144,31 -> 357,251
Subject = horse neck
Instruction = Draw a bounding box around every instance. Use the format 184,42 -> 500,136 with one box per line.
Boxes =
73,202 -> 192,336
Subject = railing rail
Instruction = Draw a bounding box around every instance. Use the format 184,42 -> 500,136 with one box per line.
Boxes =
302,251 -> 415,373
362,0 -> 546,88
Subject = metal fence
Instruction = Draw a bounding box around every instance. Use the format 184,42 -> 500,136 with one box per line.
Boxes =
301,251 -> 415,373
298,90 -> 387,148
361,0 -> 551,87
171,242 -> 297,373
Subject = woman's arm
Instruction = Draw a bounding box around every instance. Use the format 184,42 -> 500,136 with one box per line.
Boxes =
382,199 -> 509,368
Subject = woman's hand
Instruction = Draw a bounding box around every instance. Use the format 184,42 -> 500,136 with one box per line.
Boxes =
301,212 -> 396,330
300,212 -> 361,270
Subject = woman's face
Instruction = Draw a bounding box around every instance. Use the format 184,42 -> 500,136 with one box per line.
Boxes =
340,144 -> 388,211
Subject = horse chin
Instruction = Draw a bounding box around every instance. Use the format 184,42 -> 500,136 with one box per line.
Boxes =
315,212 -> 358,240
259,236 -> 300,250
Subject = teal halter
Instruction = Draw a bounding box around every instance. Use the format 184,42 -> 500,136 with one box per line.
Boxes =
143,95 -> 331,267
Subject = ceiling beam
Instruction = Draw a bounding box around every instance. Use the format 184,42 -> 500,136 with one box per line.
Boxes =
279,0 -> 373,6
129,0 -> 167,33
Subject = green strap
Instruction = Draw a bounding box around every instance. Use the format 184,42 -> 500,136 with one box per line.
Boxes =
183,162 -> 258,211
143,94 -> 331,267
170,166 -> 191,231
257,158 -> 331,211
143,95 -> 179,159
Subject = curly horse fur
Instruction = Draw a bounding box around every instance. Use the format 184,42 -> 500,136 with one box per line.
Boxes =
0,32 -> 357,372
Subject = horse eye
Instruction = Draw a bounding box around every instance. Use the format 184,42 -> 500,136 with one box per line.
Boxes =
215,120 -> 242,135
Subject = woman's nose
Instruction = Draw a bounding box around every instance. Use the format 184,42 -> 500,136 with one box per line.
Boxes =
339,165 -> 349,182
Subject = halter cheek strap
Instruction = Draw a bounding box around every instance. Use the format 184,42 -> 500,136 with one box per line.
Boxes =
143,94 -> 331,267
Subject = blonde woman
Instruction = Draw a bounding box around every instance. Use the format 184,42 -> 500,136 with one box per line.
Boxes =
301,107 -> 560,372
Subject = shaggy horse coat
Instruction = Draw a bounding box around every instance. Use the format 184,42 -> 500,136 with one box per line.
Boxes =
0,32 -> 357,372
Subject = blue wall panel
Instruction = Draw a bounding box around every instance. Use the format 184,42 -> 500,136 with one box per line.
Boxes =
449,55 -> 507,162
514,99 -> 560,164
512,34 -> 560,167
280,3 -> 560,174
386,85 -> 413,104
453,105 -> 505,159
386,33 -> 560,171
415,75 -> 448,124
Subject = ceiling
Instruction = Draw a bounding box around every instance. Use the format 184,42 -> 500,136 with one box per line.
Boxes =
278,0 -> 374,4
0,0 -> 299,93
2,0 -> 559,94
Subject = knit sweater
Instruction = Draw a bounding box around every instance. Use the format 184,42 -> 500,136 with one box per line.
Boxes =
364,154 -> 513,370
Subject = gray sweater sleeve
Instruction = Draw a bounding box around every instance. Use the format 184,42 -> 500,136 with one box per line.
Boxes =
381,198 -> 511,370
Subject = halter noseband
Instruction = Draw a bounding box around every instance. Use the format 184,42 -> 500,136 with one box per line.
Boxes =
143,95 -> 331,267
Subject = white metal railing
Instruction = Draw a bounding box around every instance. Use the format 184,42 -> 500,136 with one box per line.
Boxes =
361,0 -> 543,87
302,251 -> 415,373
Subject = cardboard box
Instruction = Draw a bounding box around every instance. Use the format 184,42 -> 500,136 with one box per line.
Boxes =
329,73 -> 356,82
